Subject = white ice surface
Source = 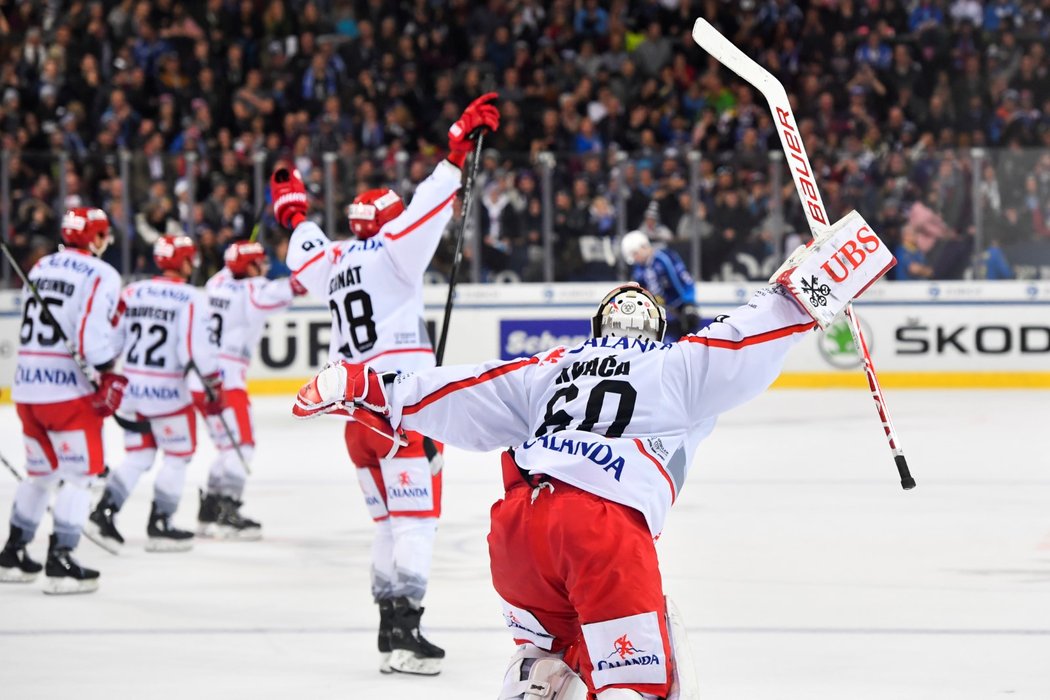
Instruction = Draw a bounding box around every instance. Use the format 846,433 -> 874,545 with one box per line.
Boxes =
1,390 -> 1049,699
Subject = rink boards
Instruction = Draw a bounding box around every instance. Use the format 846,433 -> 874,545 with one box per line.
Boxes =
2,280 -> 1049,400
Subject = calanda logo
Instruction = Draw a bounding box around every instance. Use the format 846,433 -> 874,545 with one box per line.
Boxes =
388,471 -> 428,499
817,316 -> 873,369
595,634 -> 661,671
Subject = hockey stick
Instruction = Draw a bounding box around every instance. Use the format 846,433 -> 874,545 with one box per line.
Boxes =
187,362 -> 251,476
0,239 -> 151,434
0,449 -> 21,483
434,131 -> 486,366
691,19 -> 915,490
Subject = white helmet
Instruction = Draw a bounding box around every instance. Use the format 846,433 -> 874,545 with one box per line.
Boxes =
620,230 -> 651,264
592,282 -> 667,343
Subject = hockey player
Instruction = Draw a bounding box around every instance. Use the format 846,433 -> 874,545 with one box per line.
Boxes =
292,216 -> 896,698
86,235 -> 223,554
271,92 -> 500,676
191,241 -> 301,539
621,230 -> 701,340
0,207 -> 126,594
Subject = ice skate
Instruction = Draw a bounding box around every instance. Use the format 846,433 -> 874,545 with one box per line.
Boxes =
0,526 -> 43,583
85,493 -> 125,554
196,490 -> 222,538
145,502 -> 194,552
388,596 -> 444,676
378,599 -> 395,674
44,535 -> 99,595
216,497 -> 262,541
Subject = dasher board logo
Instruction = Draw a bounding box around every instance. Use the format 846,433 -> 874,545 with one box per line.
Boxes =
818,315 -> 873,369
500,319 -> 590,360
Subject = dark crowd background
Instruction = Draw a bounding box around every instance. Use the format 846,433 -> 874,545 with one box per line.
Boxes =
2,0 -> 1049,285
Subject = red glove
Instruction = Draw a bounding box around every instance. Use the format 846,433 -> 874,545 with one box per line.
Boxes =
270,166 -> 308,229
292,361 -> 389,419
92,372 -> 128,417
447,92 -> 500,167
200,373 -> 225,415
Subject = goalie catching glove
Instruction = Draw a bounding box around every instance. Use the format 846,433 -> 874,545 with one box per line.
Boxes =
772,210 -> 895,329
292,361 -> 407,449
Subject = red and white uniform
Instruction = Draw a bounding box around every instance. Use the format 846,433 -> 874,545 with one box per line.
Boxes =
192,269 -> 294,497
384,286 -> 815,695
285,159 -> 461,602
12,248 -> 123,476
104,277 -> 219,517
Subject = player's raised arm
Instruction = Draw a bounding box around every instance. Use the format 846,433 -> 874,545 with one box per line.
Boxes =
293,354 -> 537,453
270,167 -> 333,299
378,93 -> 500,281
679,214 -> 896,424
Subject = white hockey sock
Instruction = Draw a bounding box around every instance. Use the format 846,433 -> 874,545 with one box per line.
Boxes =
389,516 -> 437,604
109,449 -> 157,509
153,454 -> 192,516
220,446 -> 251,499
371,517 -> 396,601
9,472 -> 59,542
206,452 -> 225,495
53,475 -> 92,550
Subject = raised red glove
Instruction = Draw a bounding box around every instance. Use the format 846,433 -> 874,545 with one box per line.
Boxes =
92,371 -> 128,417
270,166 -> 308,229
200,373 -> 225,415
447,92 -> 500,167
292,361 -> 389,419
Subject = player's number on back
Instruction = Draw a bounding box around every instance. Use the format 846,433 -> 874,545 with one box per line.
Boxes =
535,380 -> 637,438
19,296 -> 64,347
126,322 -> 168,368
208,313 -> 223,346
328,289 -> 377,355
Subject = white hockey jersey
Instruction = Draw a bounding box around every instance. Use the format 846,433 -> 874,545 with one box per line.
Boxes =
191,269 -> 295,391
387,286 -> 815,536
285,159 -> 461,374
119,277 -> 219,417
12,248 -> 123,404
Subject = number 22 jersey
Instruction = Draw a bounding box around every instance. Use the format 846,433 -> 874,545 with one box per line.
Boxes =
119,277 -> 219,417
284,160 -> 462,375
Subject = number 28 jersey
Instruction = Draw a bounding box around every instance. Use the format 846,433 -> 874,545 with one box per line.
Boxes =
386,286 -> 816,536
119,277 -> 219,417
12,249 -> 123,404
285,160 -> 462,374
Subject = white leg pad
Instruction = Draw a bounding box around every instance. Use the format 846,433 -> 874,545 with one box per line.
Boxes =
500,645 -> 588,700
665,596 -> 700,700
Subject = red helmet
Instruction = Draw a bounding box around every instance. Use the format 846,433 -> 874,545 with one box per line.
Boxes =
154,235 -> 198,272
60,207 -> 110,251
347,188 -> 404,239
224,241 -> 267,277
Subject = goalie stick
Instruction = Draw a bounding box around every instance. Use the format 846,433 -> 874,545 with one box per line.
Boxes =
691,18 -> 915,490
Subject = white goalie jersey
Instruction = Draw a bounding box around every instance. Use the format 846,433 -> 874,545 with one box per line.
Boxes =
386,286 -> 815,536
119,277 -> 219,417
285,160 -> 461,374
11,249 -> 123,404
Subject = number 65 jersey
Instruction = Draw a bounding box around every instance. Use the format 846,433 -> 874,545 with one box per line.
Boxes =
12,249 -> 123,404
386,286 -> 816,536
119,277 -> 219,417
285,160 -> 462,374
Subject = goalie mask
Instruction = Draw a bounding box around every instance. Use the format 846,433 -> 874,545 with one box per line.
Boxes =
592,282 -> 667,343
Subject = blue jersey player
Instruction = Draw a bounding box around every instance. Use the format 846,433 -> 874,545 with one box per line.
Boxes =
621,230 -> 701,340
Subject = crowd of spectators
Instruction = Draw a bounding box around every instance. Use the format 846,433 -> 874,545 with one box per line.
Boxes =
1,0 -> 1049,285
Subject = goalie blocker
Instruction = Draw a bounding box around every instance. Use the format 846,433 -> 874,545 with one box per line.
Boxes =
772,210 -> 895,329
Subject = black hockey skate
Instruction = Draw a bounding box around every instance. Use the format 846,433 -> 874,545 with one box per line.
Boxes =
0,526 -> 43,583
196,490 -> 222,538
216,496 -> 262,541
84,493 -> 125,554
388,596 -> 445,676
145,502 -> 194,553
378,599 -> 395,674
44,534 -> 99,595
